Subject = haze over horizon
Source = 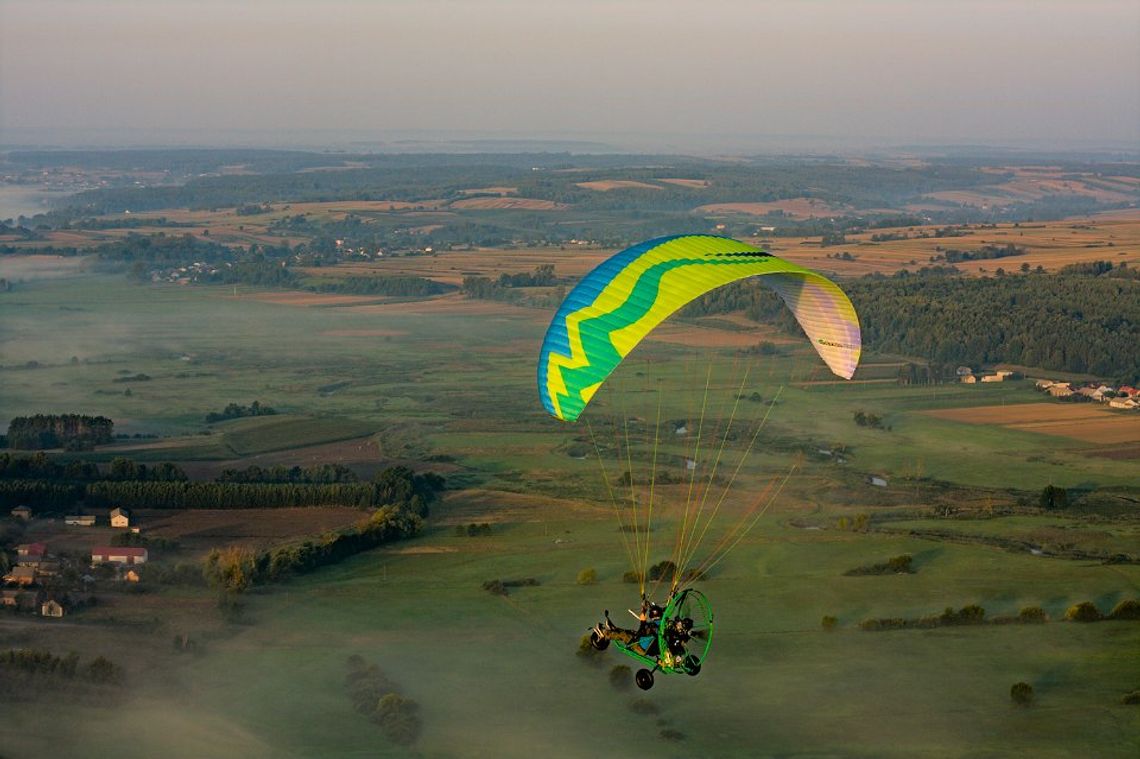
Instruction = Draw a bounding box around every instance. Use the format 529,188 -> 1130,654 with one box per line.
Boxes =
2,0 -> 1139,153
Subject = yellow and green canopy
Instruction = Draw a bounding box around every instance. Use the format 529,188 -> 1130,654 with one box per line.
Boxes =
538,234 -> 861,421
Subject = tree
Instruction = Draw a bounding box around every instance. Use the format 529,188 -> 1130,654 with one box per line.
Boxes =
577,568 -> 598,585
1040,485 -> 1069,510
1010,682 -> 1034,706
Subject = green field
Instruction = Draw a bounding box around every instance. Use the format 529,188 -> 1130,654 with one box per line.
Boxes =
2,263 -> 1139,758
5,502 -> 1139,758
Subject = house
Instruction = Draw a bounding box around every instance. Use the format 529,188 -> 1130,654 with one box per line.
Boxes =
35,560 -> 61,577
16,542 -> 47,561
1118,385 -> 1137,398
1035,380 -> 1055,390
1109,398 -> 1138,410
981,374 -> 1003,382
91,546 -> 148,566
109,507 -> 131,528
869,476 -> 888,488
41,599 -> 65,618
3,566 -> 38,586
960,374 -> 977,384
125,569 -> 142,583
956,366 -> 974,377
2,589 -> 41,612
65,514 -> 97,526
1047,384 -> 1073,398
10,505 -> 32,521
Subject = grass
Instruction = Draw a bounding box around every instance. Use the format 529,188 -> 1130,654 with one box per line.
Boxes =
7,503 -> 1137,758
1,262 -> 1138,758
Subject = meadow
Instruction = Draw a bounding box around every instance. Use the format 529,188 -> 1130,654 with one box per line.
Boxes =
4,500 -> 1139,758
1,252 -> 1138,758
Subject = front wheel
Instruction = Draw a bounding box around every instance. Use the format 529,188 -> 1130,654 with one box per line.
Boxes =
682,654 -> 701,676
589,630 -> 610,651
635,668 -> 654,690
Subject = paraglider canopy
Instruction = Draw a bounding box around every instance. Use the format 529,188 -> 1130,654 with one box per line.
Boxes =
537,234 -> 861,422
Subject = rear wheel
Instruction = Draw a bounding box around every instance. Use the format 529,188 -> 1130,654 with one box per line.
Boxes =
589,630 -> 610,651
635,668 -> 654,690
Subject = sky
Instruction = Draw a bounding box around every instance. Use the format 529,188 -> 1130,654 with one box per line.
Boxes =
1,0 -> 1138,151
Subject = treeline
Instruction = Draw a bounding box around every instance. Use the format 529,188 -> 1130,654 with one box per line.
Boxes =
848,264 -> 1140,381
462,265 -> 562,302
854,598 -> 1140,631
205,401 -> 276,423
683,264 -> 1140,382
308,275 -> 452,297
0,464 -> 444,512
345,654 -> 423,746
0,452 -> 186,482
217,463 -> 358,484
204,504 -> 423,591
0,649 -> 124,686
933,243 -> 1025,264
6,415 -> 113,451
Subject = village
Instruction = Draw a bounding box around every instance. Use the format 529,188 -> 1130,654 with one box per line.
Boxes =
2,505 -> 149,619
1032,378 -> 1140,410
950,366 -> 1139,411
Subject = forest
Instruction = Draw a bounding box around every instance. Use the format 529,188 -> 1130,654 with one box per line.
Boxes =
688,262 -> 1140,382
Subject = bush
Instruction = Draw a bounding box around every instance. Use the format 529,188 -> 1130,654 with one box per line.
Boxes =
886,554 -> 913,573
1017,606 -> 1048,623
940,605 -> 985,626
577,568 -> 598,586
622,570 -> 642,584
373,693 -> 422,746
660,728 -> 686,742
1121,690 -> 1140,705
1107,599 -> 1140,621
1010,682 -> 1034,706
1064,601 -> 1103,622
821,615 -> 838,631
609,665 -> 631,690
482,579 -> 507,596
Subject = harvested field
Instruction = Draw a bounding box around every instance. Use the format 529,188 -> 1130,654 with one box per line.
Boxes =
658,178 -> 710,188
449,197 -> 566,210
768,212 -> 1140,277
925,167 -> 1139,208
698,198 -> 848,219
1091,443 -> 1140,460
576,180 -> 662,191
135,507 -> 367,554
923,403 -> 1140,444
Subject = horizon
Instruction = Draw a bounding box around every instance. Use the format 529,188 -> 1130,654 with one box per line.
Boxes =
2,1 -> 1138,153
